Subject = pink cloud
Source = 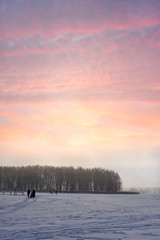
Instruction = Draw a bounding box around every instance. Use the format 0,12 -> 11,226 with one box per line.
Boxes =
0,0 -> 160,104
0,0 -> 160,40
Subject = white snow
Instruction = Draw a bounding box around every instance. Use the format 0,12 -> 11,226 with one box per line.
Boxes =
0,192 -> 160,239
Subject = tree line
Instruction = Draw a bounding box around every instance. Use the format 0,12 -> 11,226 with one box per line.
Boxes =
0,166 -> 122,193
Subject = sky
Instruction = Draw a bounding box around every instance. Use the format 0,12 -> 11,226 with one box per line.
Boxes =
0,0 -> 160,188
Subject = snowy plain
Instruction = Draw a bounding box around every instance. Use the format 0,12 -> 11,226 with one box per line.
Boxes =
0,192 -> 160,240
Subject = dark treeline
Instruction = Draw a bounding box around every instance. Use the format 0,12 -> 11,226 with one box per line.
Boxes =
0,166 -> 122,193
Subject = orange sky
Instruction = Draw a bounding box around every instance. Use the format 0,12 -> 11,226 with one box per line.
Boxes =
0,0 -> 160,188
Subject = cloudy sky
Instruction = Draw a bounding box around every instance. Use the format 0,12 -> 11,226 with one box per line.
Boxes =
0,0 -> 160,188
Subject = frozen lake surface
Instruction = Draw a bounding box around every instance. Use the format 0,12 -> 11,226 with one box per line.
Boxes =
0,192 -> 160,239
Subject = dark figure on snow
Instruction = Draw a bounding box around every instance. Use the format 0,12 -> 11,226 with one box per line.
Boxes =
27,189 -> 30,198
32,189 -> 36,198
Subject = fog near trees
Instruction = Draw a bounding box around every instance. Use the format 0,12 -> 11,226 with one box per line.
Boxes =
0,166 -> 122,193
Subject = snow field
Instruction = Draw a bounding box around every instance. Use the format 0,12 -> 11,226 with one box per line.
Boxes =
0,193 -> 160,239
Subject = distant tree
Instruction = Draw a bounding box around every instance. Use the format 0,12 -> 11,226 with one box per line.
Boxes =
0,165 -> 122,193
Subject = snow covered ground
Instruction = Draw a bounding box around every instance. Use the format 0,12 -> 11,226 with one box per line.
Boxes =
0,192 -> 160,240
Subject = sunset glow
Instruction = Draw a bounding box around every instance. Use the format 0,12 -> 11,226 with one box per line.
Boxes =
0,0 -> 160,188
